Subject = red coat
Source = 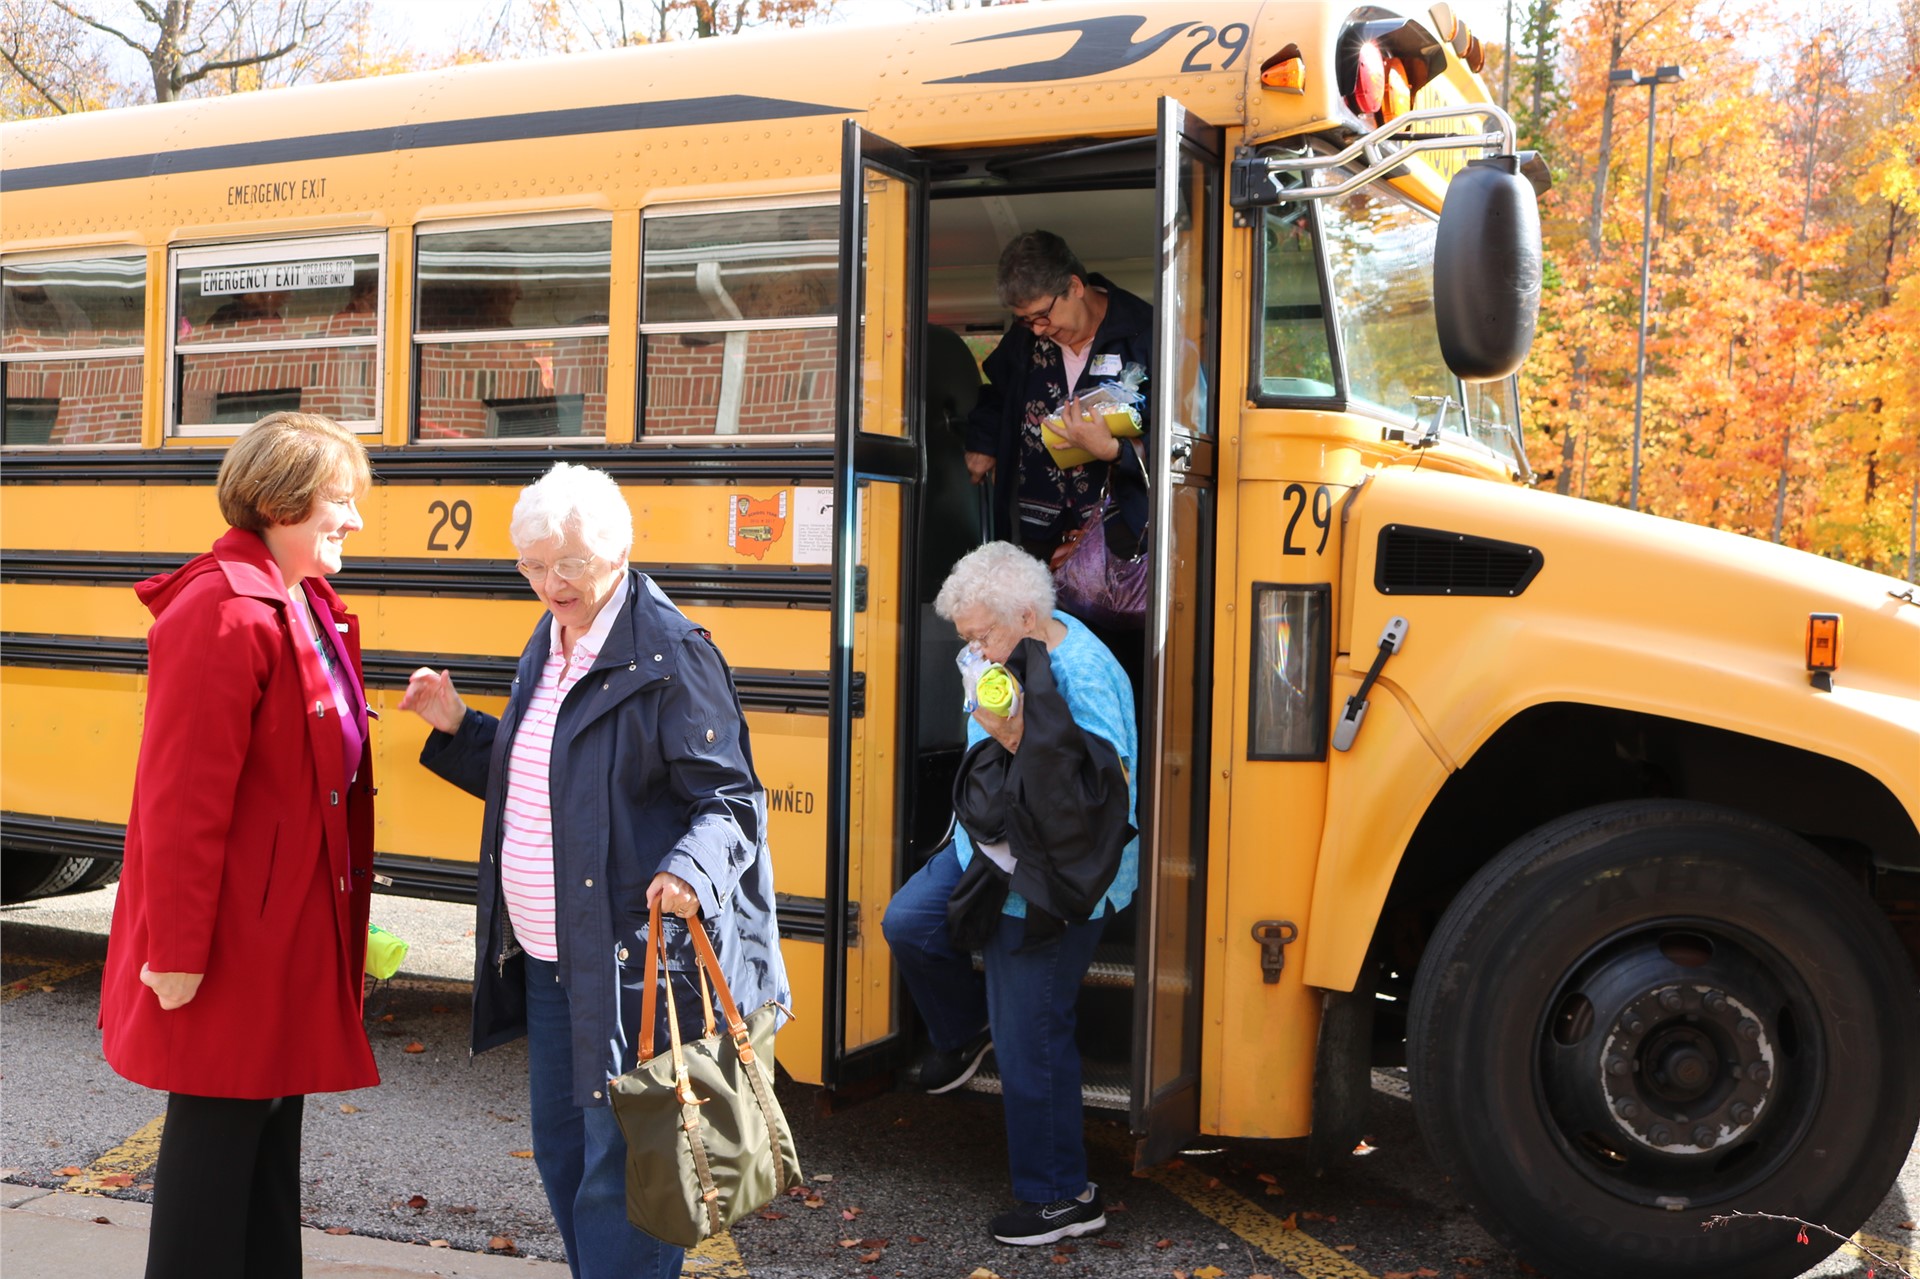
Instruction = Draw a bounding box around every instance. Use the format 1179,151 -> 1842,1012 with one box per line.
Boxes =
100,527 -> 379,1099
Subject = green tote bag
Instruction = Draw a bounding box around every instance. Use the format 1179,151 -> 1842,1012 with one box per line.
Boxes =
610,899 -> 803,1248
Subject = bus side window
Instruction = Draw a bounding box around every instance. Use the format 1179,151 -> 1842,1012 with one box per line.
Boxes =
413,219 -> 611,441
1,253 -> 145,447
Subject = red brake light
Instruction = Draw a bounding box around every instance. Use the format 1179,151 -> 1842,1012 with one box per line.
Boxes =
1353,41 -> 1385,114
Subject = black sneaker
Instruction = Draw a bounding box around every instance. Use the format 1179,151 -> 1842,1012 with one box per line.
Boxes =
990,1183 -> 1106,1245
914,1028 -> 992,1094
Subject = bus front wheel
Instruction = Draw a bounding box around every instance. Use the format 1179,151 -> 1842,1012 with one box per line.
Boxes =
1407,800 -> 1919,1279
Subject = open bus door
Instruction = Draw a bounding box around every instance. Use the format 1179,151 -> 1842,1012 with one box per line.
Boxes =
1132,97 -> 1223,1165
823,121 -> 930,1088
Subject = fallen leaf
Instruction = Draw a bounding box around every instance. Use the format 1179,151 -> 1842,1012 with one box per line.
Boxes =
841,1206 -> 863,1219
966,1269 -> 1001,1279
1353,1140 -> 1377,1155
858,1251 -> 882,1263
92,1216 -> 110,1225
509,1150 -> 533,1159
1263,1184 -> 1285,1197
338,1104 -> 359,1114
838,1240 -> 861,1249
325,1226 -> 352,1236
446,1205 -> 477,1215
1173,1270 -> 1189,1279
1335,1244 -> 1358,1253
1277,1212 -> 1298,1230
428,1239 -> 449,1248
1094,1238 -> 1125,1248
378,1013 -> 394,1023
906,1235 -> 927,1243
1206,1177 -> 1221,1189
402,1042 -> 425,1054
1050,1255 -> 1071,1266
487,1236 -> 515,1252
756,1209 -> 785,1220
813,1173 -> 835,1183
97,1173 -> 133,1188
1256,1172 -> 1279,1184
406,1195 -> 428,1210
37,985 -> 55,993
803,1195 -> 825,1208
859,1238 -> 888,1248
1195,1267 -> 1225,1278
1154,1238 -> 1173,1249
1899,1221 -> 1916,1231
55,1166 -> 84,1177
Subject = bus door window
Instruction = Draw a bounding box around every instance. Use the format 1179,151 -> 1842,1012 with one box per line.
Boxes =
1253,206 -> 1337,400
413,219 -> 611,441
1,253 -> 146,446
170,236 -> 383,435
639,204 -> 838,439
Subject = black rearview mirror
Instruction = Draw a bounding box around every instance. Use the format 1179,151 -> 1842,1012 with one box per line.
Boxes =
1433,154 -> 1542,382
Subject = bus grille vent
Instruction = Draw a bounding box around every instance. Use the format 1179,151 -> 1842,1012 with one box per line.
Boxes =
1374,524 -> 1543,597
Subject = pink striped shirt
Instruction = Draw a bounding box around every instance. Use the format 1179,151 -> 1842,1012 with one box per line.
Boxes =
499,574 -> 629,962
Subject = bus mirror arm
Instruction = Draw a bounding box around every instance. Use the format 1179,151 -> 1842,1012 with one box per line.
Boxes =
1230,103 -> 1523,211
1332,617 -> 1409,752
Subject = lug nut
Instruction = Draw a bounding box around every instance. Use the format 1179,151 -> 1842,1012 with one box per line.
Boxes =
1692,1125 -> 1716,1147
1627,1017 -> 1645,1034
1703,991 -> 1728,1013
1749,1062 -> 1772,1085
1648,1125 -> 1673,1146
1607,1055 -> 1630,1077
1660,990 -> 1685,1012
1615,1098 -> 1642,1121
1730,1103 -> 1754,1125
1737,1019 -> 1761,1041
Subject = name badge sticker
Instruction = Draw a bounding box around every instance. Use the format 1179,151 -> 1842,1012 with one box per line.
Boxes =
1092,354 -> 1122,377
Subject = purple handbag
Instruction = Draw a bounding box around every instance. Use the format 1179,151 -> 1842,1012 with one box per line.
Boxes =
1052,497 -> 1148,629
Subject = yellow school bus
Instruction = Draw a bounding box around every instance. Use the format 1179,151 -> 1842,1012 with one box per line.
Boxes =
4,4 -> 1916,1275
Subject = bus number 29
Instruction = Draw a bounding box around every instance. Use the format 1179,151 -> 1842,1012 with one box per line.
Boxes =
427,499 -> 473,551
1282,483 -> 1335,556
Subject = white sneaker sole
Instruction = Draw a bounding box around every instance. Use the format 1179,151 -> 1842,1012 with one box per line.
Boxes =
924,1039 -> 992,1095
993,1213 -> 1106,1246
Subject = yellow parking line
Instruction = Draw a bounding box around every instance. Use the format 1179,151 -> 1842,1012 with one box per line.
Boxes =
1850,1231 -> 1916,1273
1,959 -> 100,1005
686,1230 -> 750,1277
66,1114 -> 166,1195
1090,1125 -> 1376,1279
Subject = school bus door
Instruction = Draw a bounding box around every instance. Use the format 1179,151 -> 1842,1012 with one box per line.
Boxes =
824,121 -> 929,1086
1133,98 -> 1223,1164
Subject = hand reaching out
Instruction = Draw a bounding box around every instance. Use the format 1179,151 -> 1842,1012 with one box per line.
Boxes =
398,667 -> 467,735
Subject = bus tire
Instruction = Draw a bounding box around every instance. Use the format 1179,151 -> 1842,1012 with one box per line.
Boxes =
1406,799 -> 1920,1279
65,858 -> 123,894
0,850 -> 94,903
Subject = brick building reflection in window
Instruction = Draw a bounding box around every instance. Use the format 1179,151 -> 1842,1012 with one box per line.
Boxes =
171,236 -> 384,435
1,254 -> 146,447
640,205 -> 838,438
414,220 -> 610,441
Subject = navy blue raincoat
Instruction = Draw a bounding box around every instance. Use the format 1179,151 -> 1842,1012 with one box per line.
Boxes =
420,570 -> 790,1107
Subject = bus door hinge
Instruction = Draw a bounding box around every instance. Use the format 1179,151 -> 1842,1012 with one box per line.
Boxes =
1332,616 -> 1409,752
1252,920 -> 1299,984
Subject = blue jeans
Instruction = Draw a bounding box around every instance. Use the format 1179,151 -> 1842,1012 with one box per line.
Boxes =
881,845 -> 1109,1203
524,954 -> 684,1279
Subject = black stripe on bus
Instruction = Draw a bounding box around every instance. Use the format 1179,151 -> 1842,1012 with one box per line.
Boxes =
2,551 -> 835,608
0,444 -> 837,485
0,810 -> 851,937
5,95 -> 857,193
0,633 -> 859,716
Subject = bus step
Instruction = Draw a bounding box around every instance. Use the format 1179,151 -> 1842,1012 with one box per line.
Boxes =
971,943 -> 1136,990
960,1059 -> 1132,1113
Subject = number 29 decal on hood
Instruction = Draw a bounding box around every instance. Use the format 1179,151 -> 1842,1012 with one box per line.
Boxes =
927,14 -> 1251,85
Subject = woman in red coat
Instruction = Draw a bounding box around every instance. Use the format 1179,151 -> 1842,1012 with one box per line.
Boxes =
99,411 -> 379,1279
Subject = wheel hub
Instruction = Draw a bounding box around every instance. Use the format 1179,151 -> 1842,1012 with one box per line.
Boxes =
1598,983 -> 1775,1153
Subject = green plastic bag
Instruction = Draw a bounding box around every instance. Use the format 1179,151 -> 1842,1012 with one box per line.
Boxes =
365,923 -> 410,980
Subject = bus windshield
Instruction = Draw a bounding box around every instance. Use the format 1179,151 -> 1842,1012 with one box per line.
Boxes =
1255,183 -> 1525,469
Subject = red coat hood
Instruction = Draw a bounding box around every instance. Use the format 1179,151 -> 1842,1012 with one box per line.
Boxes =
136,526 -> 346,618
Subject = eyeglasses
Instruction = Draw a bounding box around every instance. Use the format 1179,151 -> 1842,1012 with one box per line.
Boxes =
1012,293 -> 1065,329
516,556 -> 593,582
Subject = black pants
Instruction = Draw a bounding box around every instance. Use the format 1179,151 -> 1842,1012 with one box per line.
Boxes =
145,1093 -> 305,1279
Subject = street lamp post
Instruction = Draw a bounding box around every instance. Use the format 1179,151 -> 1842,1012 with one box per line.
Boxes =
1611,63 -> 1685,513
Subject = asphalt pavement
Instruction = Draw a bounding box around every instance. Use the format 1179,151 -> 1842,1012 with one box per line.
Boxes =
4,885 -> 1914,1279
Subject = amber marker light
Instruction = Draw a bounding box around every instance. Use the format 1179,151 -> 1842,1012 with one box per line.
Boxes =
1262,43 -> 1307,93
1806,613 -> 1842,691
1382,57 -> 1412,120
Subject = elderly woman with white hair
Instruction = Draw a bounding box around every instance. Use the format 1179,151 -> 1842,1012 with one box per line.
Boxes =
881,541 -> 1138,1248
399,462 -> 786,1279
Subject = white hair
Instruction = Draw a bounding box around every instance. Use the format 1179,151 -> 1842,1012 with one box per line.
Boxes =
509,463 -> 633,561
934,541 -> 1055,626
